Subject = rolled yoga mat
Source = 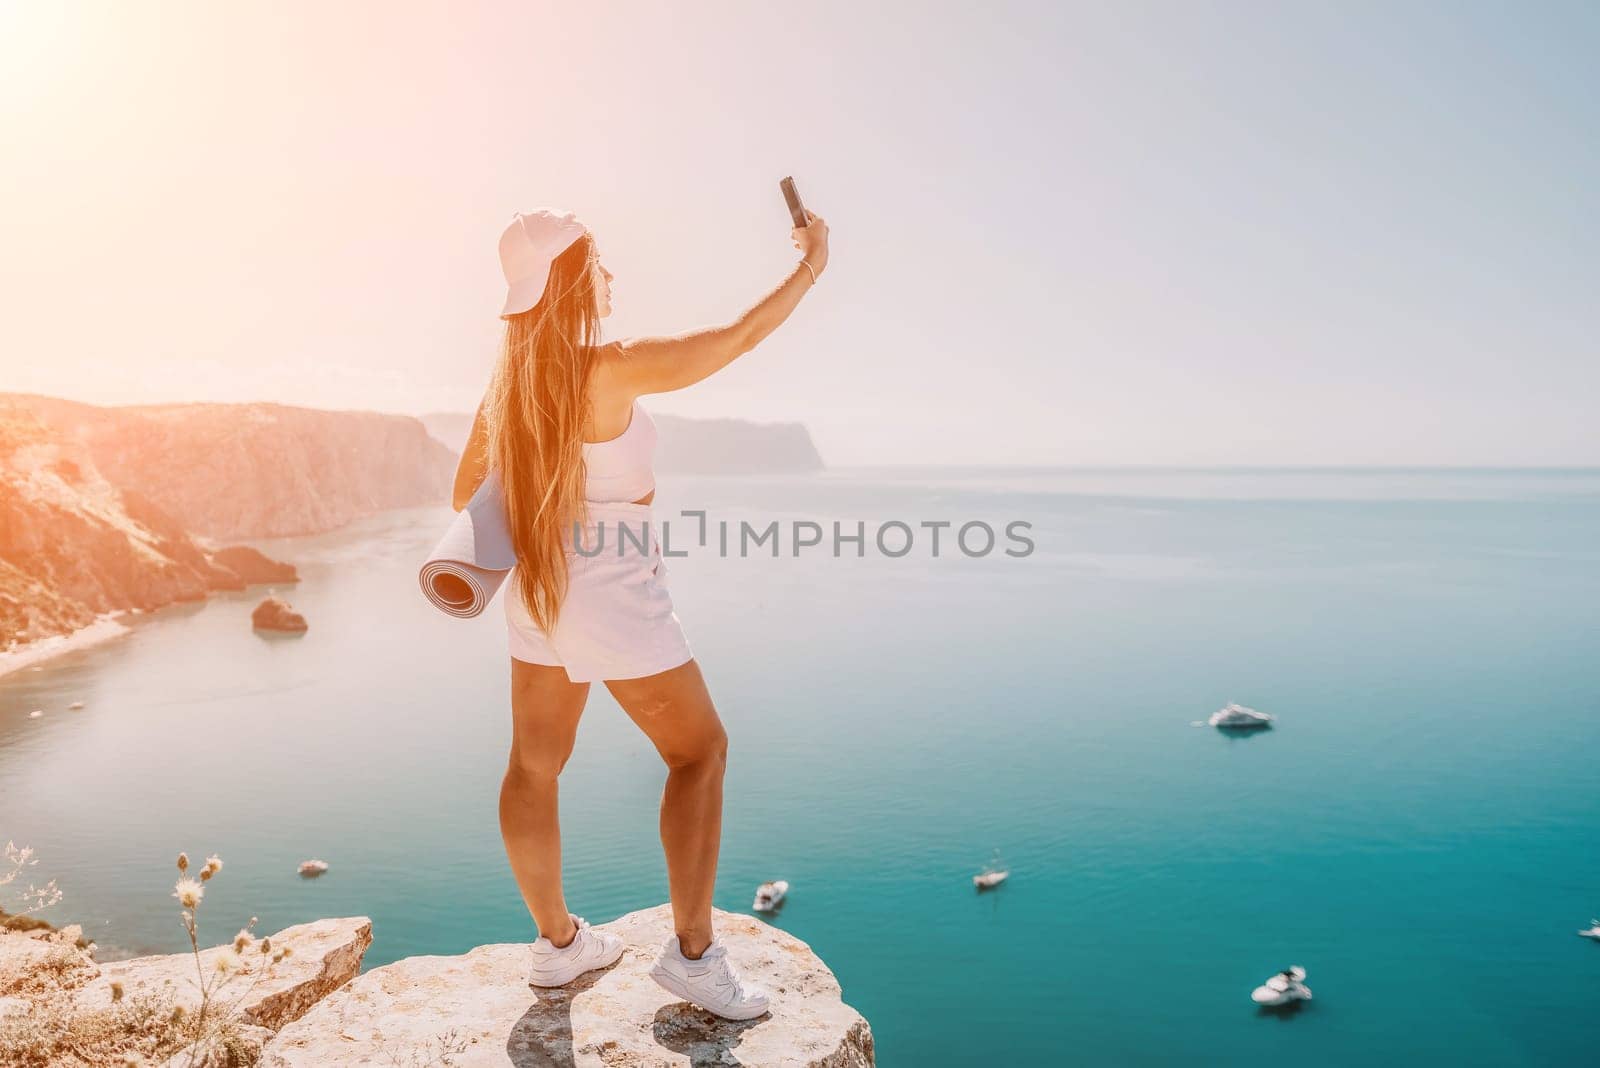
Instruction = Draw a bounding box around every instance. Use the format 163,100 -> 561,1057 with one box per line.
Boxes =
419,470 -> 517,618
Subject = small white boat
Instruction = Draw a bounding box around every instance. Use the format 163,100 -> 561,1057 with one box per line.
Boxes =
68,701 -> 85,710
297,859 -> 329,878
28,710 -> 43,719
1209,702 -> 1274,729
752,880 -> 788,912
1251,966 -> 1312,1006
973,850 -> 1009,891
1578,919 -> 1600,941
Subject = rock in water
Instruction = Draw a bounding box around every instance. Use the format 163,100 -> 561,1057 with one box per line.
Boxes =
262,904 -> 874,1067
252,596 -> 308,633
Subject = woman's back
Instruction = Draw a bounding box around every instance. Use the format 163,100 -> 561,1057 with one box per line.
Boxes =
582,397 -> 656,504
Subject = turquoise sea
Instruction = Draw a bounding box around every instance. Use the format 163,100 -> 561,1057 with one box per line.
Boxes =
3,467 -> 1598,1065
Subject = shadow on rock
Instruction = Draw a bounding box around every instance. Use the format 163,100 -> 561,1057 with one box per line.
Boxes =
651,1002 -> 770,1067
504,966 -> 615,1067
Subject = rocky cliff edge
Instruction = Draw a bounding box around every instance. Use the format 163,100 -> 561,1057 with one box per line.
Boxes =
0,905 -> 873,1067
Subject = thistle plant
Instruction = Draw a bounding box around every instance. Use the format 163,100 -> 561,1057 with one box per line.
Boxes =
170,851 -> 291,1068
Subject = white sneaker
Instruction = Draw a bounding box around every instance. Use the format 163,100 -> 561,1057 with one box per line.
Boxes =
526,913 -> 624,988
649,935 -> 771,1021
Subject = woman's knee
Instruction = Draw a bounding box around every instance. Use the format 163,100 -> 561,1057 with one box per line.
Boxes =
506,663 -> 587,786
663,722 -> 728,772
608,663 -> 728,770
505,743 -> 573,786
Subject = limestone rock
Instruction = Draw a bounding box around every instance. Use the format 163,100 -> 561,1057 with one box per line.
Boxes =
252,596 -> 308,633
77,917 -> 371,1030
263,904 -> 873,1067
0,926 -> 91,998
1,918 -> 369,1066
0,907 -> 93,949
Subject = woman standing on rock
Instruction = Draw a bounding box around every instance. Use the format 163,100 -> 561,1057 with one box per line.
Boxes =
451,205 -> 829,1020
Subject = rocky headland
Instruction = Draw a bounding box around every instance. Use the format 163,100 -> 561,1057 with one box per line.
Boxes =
0,394 -> 455,666
650,413 -> 824,475
0,905 -> 873,1067
17,395 -> 456,540
0,400 -> 296,657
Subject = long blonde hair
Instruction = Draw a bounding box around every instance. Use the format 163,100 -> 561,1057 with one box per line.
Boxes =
483,232 -> 603,633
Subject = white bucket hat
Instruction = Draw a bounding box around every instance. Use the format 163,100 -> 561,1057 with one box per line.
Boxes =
498,208 -> 590,318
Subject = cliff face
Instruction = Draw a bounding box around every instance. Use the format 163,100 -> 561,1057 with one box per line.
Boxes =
420,409 -> 826,474
21,396 -> 457,540
0,399 -> 298,651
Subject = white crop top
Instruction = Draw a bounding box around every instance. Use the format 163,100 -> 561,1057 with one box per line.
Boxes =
582,399 -> 657,503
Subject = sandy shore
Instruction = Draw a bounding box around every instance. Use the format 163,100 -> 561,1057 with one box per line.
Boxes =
0,616 -> 130,680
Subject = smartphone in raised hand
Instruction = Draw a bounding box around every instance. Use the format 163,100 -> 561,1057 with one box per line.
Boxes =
780,176 -> 808,228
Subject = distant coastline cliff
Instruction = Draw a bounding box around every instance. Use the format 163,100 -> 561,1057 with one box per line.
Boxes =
420,409 -> 825,473
0,395 -> 454,655
21,395 -> 456,540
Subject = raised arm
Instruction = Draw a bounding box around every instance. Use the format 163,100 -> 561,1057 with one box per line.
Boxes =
610,210 -> 830,396
451,400 -> 490,511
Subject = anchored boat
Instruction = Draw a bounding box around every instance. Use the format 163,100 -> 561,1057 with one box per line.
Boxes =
973,850 -> 1009,891
1209,702 -> 1274,730
1251,966 -> 1313,1006
753,880 -> 788,912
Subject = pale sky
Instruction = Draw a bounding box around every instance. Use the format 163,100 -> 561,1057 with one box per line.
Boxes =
2,1 -> 1596,465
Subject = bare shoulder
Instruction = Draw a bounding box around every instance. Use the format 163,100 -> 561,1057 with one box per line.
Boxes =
587,343 -> 642,438
590,340 -> 640,404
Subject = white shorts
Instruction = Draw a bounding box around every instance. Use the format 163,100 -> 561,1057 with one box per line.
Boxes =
504,500 -> 693,683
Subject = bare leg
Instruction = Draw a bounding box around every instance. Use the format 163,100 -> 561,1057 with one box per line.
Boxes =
605,658 -> 728,959
501,659 -> 591,949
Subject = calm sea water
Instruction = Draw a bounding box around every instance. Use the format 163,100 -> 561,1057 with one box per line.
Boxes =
3,468 -> 1598,1065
